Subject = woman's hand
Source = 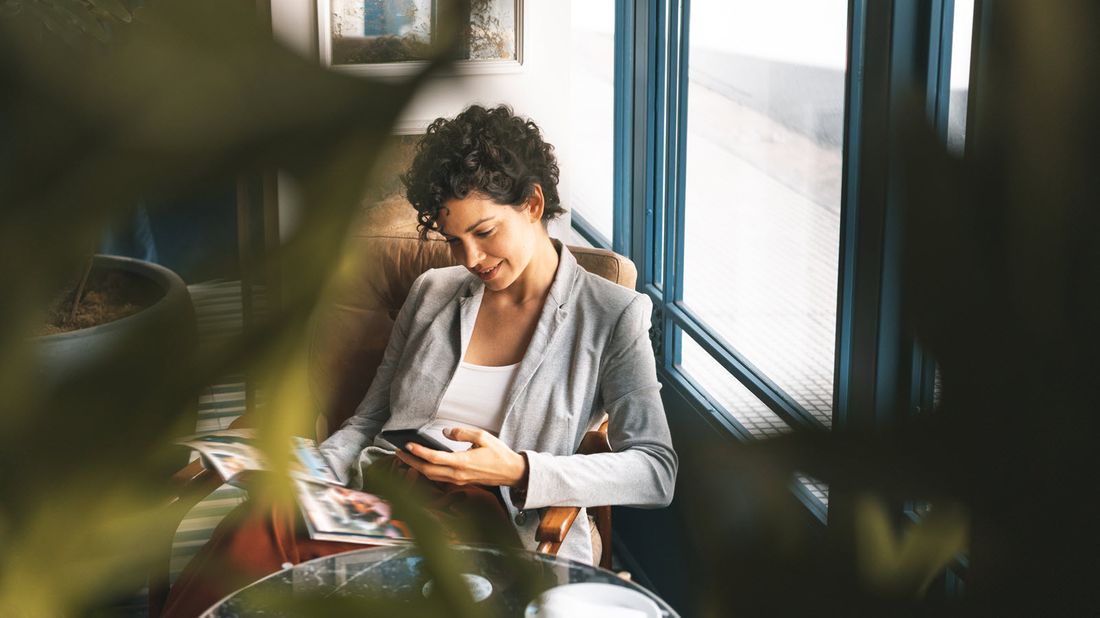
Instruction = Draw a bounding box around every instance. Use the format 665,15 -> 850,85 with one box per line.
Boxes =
393,427 -> 528,488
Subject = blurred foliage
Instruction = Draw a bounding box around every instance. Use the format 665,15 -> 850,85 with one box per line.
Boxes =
2,0 -> 1098,616
2,0 -> 138,46
0,0 -> 539,615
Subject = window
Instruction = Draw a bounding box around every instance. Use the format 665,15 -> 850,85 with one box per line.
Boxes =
679,333 -> 790,439
566,0 -> 616,246
681,0 -> 847,428
947,0 -> 974,154
916,0 -> 976,414
599,0 -> 989,597
591,0 -> 985,523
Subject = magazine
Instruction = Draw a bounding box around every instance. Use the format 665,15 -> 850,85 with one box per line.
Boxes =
179,429 -> 413,546
178,429 -> 340,486
294,478 -> 412,545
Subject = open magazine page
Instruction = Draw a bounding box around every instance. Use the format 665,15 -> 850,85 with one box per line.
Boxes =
292,437 -> 341,485
178,429 -> 340,486
294,479 -> 413,545
178,429 -> 265,484
180,429 -> 413,545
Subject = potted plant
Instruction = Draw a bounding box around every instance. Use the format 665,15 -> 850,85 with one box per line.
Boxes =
35,254 -> 196,390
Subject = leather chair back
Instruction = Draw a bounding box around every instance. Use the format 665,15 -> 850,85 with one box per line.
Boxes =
309,197 -> 637,439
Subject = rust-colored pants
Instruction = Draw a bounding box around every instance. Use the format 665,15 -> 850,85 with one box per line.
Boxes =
161,456 -> 520,618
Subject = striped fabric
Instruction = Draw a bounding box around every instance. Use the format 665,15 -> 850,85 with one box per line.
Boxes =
168,281 -> 264,584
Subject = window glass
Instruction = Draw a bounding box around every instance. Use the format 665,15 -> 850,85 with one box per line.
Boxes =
796,473 -> 829,508
567,0 -> 615,243
680,0 -> 847,427
566,226 -> 595,249
927,1 -> 973,413
680,334 -> 791,438
947,0 -> 974,153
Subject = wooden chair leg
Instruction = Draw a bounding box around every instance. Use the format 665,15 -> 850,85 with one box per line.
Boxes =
592,505 -> 613,570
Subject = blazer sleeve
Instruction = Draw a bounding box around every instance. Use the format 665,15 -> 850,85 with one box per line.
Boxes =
519,294 -> 678,510
319,273 -> 427,485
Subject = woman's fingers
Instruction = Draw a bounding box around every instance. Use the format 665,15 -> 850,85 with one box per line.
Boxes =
445,426 -> 491,446
396,450 -> 443,477
395,451 -> 465,484
393,450 -> 422,473
405,443 -> 459,465
396,434 -> 517,486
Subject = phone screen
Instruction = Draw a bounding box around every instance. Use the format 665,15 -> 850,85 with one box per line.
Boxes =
380,429 -> 454,454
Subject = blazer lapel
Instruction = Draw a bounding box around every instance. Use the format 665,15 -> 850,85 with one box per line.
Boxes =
499,242 -> 580,432
417,278 -> 482,421
456,282 -> 484,362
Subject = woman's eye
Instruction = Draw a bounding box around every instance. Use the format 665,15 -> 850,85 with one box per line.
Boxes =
445,237 -> 460,245
475,228 -> 495,238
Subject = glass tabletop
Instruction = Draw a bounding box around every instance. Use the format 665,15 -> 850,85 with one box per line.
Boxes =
204,544 -> 678,617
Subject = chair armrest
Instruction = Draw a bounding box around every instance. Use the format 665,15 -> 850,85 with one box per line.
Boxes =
168,458 -> 214,492
533,422 -> 613,556
536,506 -> 580,554
577,425 -> 612,456
227,414 -> 256,430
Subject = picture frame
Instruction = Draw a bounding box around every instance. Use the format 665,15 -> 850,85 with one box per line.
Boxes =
317,0 -> 524,78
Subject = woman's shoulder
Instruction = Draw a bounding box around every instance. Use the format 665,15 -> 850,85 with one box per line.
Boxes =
572,268 -> 651,319
409,265 -> 471,297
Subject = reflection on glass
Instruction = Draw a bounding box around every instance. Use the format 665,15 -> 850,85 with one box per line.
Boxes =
567,0 -> 615,242
680,333 -> 791,438
330,0 -> 516,65
681,0 -> 847,427
947,0 -> 974,153
796,473 -> 829,508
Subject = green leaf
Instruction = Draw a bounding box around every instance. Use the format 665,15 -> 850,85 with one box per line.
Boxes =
87,0 -> 130,22
48,0 -> 109,41
26,2 -> 76,40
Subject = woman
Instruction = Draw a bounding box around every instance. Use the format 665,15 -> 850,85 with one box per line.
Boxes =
321,103 -> 676,563
162,104 -> 676,616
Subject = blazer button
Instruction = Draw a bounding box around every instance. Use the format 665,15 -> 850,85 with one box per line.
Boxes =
514,511 -> 528,525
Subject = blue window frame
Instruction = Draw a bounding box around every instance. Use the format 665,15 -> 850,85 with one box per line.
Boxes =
571,0 -> 984,526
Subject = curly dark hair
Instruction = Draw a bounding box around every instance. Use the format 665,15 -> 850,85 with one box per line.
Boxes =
402,105 -> 565,239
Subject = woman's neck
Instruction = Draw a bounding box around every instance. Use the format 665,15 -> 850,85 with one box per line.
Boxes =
492,234 -> 559,306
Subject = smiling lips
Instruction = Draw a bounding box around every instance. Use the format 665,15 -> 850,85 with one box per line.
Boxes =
475,262 -> 502,280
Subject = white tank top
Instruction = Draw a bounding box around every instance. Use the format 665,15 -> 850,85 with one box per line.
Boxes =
434,361 -> 519,435
431,313 -> 522,440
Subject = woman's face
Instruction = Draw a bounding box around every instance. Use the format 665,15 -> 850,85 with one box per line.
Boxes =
436,190 -> 544,292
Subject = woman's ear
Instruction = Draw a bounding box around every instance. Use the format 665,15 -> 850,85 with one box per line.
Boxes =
527,184 -> 546,222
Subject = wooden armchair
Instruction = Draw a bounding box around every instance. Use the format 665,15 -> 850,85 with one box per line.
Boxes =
150,198 -> 633,615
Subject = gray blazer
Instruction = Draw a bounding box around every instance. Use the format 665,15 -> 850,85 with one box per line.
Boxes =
320,241 -> 678,564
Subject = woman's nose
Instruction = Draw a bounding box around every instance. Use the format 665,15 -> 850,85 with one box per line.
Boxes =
460,240 -> 484,268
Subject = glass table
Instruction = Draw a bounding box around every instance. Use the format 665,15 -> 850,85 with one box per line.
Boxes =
203,544 -> 678,617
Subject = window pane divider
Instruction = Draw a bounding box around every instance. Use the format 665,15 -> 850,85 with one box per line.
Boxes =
613,0 -> 638,258
660,0 -> 686,372
641,0 -> 670,290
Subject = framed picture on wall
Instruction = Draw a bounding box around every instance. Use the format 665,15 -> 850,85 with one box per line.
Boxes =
318,0 -> 523,76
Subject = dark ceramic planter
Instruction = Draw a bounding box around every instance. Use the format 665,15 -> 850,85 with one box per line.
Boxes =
33,254 -> 199,471
35,255 -> 196,382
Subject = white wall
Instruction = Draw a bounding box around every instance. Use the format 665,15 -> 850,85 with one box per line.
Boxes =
270,0 -> 572,238
271,0 -> 318,59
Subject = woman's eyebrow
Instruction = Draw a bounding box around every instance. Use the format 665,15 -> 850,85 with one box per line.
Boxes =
439,216 -> 496,238
464,217 -> 495,232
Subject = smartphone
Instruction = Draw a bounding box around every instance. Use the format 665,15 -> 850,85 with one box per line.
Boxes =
380,428 -> 455,455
